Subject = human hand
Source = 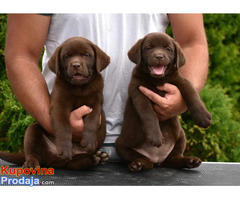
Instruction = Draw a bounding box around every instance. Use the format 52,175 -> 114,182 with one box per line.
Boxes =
139,83 -> 188,121
70,105 -> 92,141
69,105 -> 102,142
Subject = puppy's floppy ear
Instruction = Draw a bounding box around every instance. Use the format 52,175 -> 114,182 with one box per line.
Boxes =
92,44 -> 110,72
48,46 -> 61,75
128,38 -> 144,65
173,40 -> 186,69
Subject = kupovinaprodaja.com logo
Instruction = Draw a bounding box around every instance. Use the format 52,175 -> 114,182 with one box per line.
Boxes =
0,166 -> 54,186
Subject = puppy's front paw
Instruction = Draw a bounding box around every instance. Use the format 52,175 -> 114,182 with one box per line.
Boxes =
182,156 -> 202,168
192,107 -> 212,128
128,158 -> 153,172
80,133 -> 98,153
146,130 -> 162,148
93,150 -> 109,166
23,156 -> 40,168
56,142 -> 72,160
143,123 -> 162,147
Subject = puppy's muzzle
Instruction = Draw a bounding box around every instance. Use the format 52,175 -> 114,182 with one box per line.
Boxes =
72,62 -> 83,70
155,53 -> 164,61
68,62 -> 89,79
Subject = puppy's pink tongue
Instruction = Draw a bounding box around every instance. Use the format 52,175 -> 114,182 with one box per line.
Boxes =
150,65 -> 166,75
73,74 -> 85,80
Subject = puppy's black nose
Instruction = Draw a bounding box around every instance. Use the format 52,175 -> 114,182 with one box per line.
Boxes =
72,63 -> 82,70
155,54 -> 164,60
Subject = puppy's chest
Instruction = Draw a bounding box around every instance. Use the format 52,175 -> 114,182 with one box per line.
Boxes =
52,79 -> 103,110
139,82 -> 166,98
72,92 -> 102,110
133,78 -> 167,97
151,86 -> 166,97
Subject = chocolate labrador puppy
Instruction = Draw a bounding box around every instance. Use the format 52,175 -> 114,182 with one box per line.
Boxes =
115,32 -> 211,172
0,37 -> 110,170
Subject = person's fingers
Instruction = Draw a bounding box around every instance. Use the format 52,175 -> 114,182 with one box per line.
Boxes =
152,107 -> 167,121
139,85 -> 170,121
71,105 -> 92,120
98,114 -> 102,128
69,115 -> 84,133
139,83 -> 187,121
75,106 -> 101,127
139,86 -> 167,104
70,105 -> 92,135
156,83 -> 177,99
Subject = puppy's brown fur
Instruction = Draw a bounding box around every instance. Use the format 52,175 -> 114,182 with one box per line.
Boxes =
0,37 -> 110,170
115,32 -> 211,172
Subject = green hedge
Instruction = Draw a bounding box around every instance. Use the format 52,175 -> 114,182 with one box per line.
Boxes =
0,14 -> 35,152
0,14 -> 240,162
204,14 -> 240,113
183,14 -> 240,161
183,84 -> 240,162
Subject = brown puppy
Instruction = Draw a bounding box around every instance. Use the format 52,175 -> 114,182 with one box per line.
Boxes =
115,32 -> 211,172
0,37 -> 110,170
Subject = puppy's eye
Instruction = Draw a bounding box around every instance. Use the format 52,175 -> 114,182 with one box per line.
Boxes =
64,54 -> 69,59
146,46 -> 152,50
166,47 -> 171,51
85,53 -> 90,57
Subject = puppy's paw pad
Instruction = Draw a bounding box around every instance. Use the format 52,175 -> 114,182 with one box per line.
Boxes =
93,150 -> 109,166
129,158 -> 153,172
129,161 -> 143,172
23,158 -> 40,169
184,157 -> 202,168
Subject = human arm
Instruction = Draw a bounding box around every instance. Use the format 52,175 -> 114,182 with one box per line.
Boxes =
139,14 -> 209,121
5,14 -> 90,141
169,14 -> 209,91
5,14 -> 54,134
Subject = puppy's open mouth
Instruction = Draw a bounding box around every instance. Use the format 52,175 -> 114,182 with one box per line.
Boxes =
148,65 -> 167,75
72,73 -> 88,80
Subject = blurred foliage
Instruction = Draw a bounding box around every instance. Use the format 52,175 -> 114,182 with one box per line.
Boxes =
0,14 -> 240,162
0,79 -> 35,152
0,14 -> 35,152
183,84 -> 240,162
166,14 -> 240,162
204,14 -> 240,112
0,14 -> 7,78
